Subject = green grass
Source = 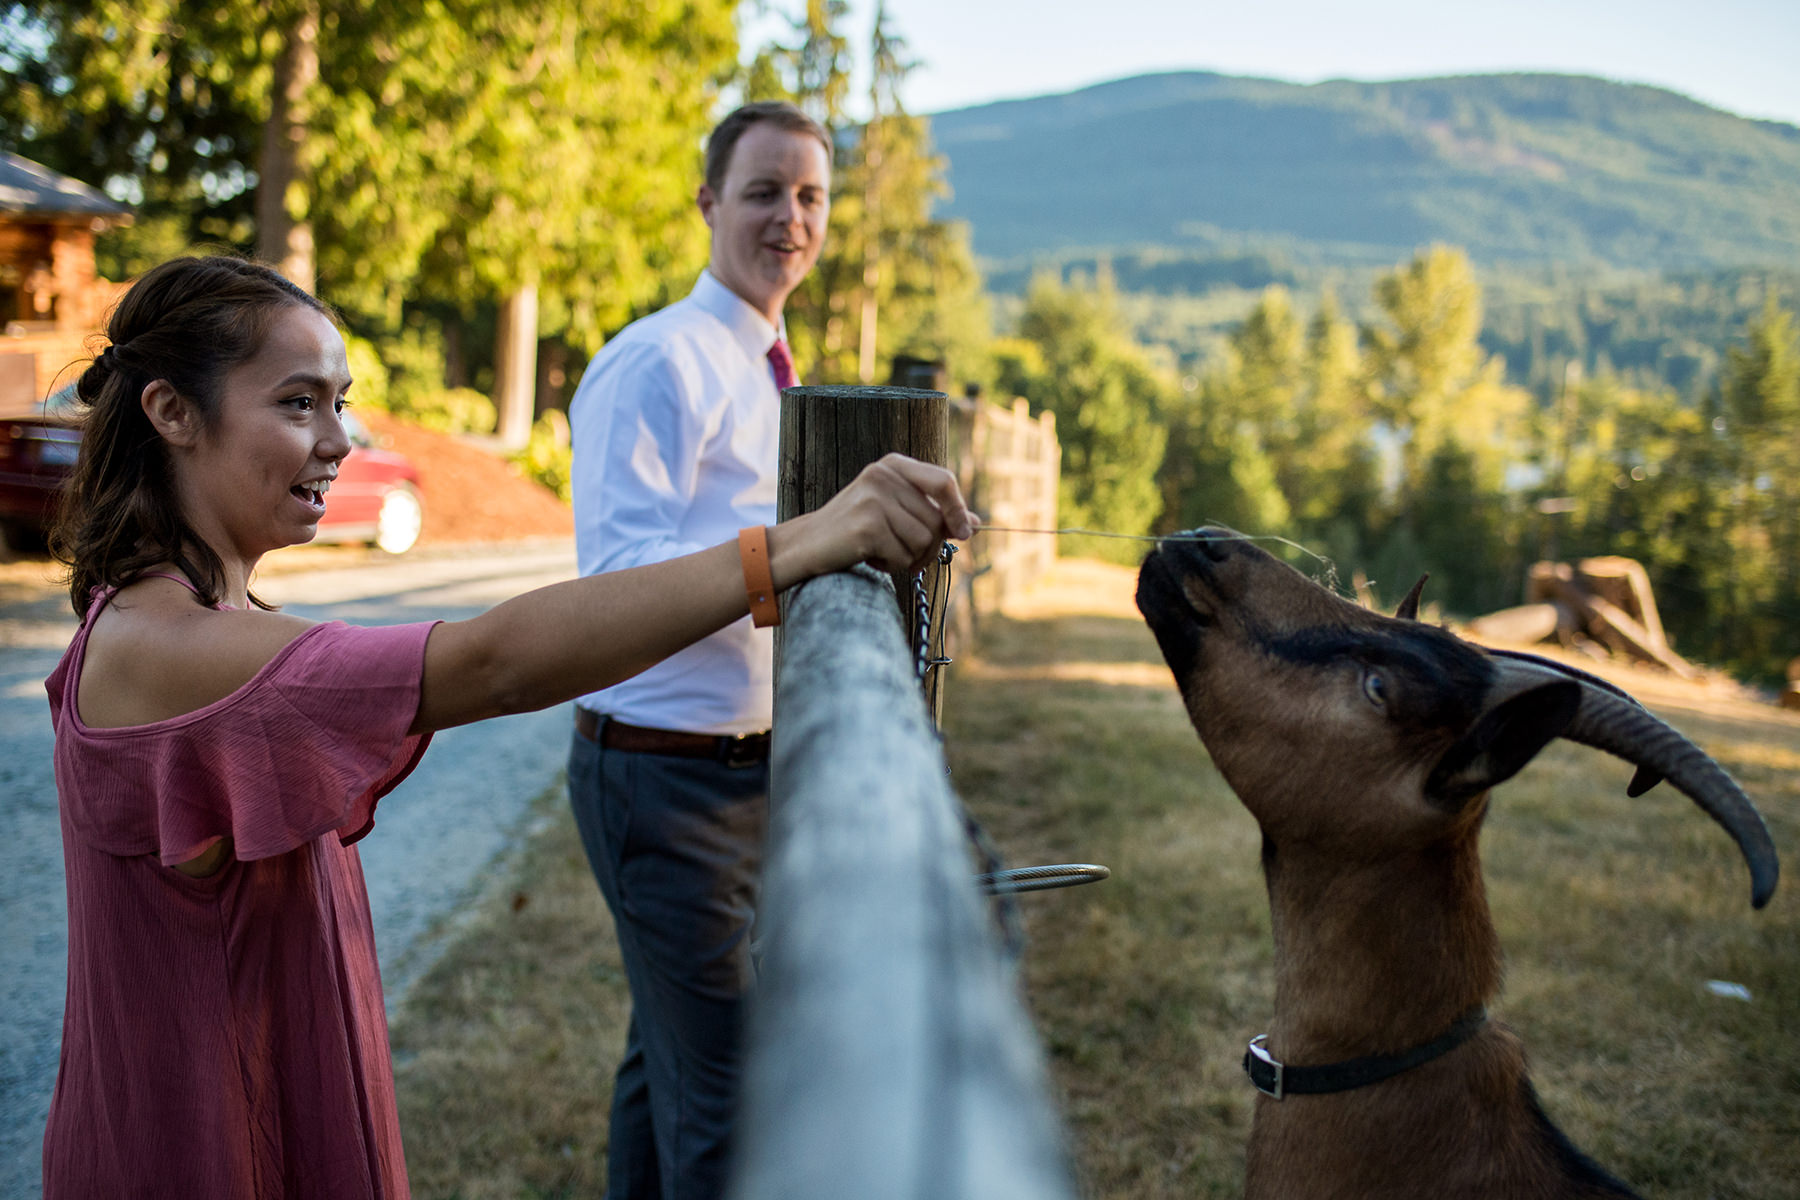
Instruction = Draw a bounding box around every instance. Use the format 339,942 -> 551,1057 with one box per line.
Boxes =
388,786 -> 624,1199
390,559 -> 1799,1198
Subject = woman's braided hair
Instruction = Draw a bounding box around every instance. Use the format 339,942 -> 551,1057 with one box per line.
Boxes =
50,255 -> 330,615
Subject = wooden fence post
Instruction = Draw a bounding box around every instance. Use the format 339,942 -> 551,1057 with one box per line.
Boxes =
777,384 -> 950,699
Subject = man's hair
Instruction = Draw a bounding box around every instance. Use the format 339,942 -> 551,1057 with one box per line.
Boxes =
704,101 -> 832,193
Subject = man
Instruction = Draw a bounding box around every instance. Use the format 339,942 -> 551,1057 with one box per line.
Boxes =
564,101 -> 832,1200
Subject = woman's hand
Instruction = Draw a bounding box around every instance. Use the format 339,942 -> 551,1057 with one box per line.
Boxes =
767,454 -> 978,588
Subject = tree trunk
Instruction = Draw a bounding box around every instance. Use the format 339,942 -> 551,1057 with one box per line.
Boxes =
494,285 -> 540,450
857,141 -> 882,384
256,1 -> 319,292
536,338 -> 572,413
858,279 -> 879,385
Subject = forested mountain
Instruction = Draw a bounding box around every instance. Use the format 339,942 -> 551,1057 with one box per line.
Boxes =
931,72 -> 1800,684
931,71 -> 1800,271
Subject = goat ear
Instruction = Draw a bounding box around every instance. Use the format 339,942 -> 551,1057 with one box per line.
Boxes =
1395,574 -> 1429,620
1425,680 -> 1581,809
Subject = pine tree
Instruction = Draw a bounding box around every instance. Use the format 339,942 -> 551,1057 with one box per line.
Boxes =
1158,287 -> 1297,538
1711,295 -> 1800,677
1157,287 -> 1376,562
1362,246 -> 1528,504
1361,247 -> 1532,609
1534,297 -> 1800,678
1296,294 -> 1381,549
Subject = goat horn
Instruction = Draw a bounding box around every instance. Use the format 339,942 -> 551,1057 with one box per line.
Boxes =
1395,575 -> 1429,621
1488,650 -> 1664,795
1489,653 -> 1779,909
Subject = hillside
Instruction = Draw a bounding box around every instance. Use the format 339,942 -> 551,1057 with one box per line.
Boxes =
931,71 -> 1800,272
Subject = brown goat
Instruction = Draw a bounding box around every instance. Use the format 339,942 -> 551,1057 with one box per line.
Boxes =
1135,528 -> 1779,1200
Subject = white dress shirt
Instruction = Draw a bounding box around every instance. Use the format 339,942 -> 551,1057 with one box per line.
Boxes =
568,270 -> 784,734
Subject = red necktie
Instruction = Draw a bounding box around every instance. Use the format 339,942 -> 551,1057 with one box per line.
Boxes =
767,338 -> 798,392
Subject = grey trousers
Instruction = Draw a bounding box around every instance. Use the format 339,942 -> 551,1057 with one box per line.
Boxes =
567,719 -> 769,1200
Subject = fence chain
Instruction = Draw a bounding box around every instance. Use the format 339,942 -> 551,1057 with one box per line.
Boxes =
912,541 -> 957,695
910,545 -> 1023,955
911,540 -> 1112,950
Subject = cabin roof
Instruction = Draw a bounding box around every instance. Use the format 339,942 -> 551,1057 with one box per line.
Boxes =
0,152 -> 131,221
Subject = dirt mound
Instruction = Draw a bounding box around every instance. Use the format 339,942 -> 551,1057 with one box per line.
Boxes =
358,411 -> 573,546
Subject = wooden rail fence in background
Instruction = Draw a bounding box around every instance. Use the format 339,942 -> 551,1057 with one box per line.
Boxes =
951,394 -> 1059,617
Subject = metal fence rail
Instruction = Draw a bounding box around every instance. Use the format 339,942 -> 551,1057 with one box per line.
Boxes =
728,565 -> 1076,1200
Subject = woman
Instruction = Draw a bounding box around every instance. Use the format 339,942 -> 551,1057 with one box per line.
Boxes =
42,254 -> 973,1198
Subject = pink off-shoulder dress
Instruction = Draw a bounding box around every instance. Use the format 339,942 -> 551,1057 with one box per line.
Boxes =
42,583 -> 439,1199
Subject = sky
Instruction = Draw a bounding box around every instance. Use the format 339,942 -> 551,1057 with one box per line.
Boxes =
745,0 -> 1800,127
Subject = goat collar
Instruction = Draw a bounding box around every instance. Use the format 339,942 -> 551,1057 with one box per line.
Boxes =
1243,1007 -> 1489,1100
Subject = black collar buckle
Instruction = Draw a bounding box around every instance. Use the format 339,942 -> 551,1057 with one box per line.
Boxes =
1246,1034 -> 1284,1099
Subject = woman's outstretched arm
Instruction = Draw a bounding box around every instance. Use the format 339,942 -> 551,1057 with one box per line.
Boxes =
410,454 -> 974,734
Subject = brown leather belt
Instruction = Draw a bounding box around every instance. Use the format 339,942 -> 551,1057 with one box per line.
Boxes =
575,708 -> 771,767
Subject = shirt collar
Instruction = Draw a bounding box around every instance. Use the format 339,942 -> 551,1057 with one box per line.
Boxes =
692,270 -> 784,359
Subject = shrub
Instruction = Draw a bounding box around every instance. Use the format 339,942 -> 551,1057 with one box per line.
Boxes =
512,411 -> 573,502
341,334 -> 392,411
393,387 -> 497,436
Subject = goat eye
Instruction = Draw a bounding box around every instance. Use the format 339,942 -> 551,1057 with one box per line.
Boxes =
1361,670 -> 1389,709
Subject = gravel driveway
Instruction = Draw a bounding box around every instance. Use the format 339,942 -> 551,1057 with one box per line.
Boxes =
0,540 -> 580,1199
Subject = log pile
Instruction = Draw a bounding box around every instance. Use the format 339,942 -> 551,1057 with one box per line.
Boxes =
1466,557 -> 1701,679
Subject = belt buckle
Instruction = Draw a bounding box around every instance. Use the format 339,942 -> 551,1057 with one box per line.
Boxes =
717,732 -> 766,768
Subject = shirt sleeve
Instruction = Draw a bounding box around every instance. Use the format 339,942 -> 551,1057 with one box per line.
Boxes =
570,335 -> 723,573
62,621 -> 438,865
